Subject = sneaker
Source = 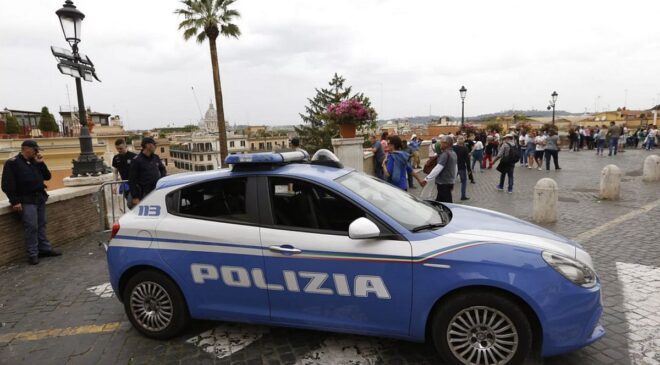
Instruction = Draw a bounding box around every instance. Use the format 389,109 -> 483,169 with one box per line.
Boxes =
38,249 -> 62,258
527,166 -> 532,169
496,185 -> 504,191
538,167 -> 542,171
460,197 -> 470,201
28,256 -> 39,265
507,189 -> 513,194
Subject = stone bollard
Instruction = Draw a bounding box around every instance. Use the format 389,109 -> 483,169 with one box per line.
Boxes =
600,165 -> 622,200
533,178 -> 558,223
642,155 -> 660,182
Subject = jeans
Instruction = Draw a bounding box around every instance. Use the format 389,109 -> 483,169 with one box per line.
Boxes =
544,149 -> 559,170
458,169 -> 468,199
596,139 -> 605,154
471,152 -> 483,171
520,147 -> 528,165
435,184 -> 453,203
498,169 -> 514,192
609,137 -> 619,155
21,202 -> 52,258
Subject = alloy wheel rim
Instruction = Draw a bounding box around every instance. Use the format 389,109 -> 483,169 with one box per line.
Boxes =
130,281 -> 173,332
446,306 -> 518,365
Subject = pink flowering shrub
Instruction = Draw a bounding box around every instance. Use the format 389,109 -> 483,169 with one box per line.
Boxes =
325,99 -> 373,126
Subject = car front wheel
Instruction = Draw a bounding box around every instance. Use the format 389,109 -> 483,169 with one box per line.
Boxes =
431,291 -> 532,365
123,270 -> 189,339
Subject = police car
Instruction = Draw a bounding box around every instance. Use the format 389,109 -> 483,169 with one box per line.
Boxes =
106,150 -> 603,365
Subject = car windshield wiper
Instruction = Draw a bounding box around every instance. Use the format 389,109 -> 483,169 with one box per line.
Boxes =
411,222 -> 446,232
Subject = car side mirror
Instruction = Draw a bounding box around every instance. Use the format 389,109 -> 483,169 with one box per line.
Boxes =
348,217 -> 381,239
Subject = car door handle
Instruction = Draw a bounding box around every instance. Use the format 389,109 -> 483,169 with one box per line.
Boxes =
269,245 -> 302,254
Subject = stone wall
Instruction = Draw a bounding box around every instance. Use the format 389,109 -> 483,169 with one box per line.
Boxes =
363,151 -> 375,176
0,186 -> 101,266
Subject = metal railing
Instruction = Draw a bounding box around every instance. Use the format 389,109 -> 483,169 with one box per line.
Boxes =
94,180 -> 130,232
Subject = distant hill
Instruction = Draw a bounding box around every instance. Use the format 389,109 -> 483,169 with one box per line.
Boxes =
377,109 -> 585,125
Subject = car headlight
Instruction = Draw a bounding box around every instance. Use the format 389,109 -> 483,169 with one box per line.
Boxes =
542,251 -> 597,288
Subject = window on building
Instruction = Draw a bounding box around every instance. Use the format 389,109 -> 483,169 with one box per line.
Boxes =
208,155 -> 211,161
267,142 -> 272,150
259,142 -> 264,150
160,147 -> 165,153
230,141 -> 235,148
176,178 -> 250,222
267,177 -> 365,233
240,141 -> 246,147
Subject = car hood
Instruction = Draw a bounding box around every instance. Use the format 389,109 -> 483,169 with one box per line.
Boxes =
437,203 -> 579,260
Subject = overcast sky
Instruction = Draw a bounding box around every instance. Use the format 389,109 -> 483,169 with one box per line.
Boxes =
1,0 -> 659,129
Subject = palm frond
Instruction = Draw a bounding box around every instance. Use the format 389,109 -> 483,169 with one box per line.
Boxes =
196,31 -> 207,44
183,27 -> 199,40
220,23 -> 241,38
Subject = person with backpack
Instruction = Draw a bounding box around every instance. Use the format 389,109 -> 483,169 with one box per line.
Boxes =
492,134 -> 517,193
382,135 -> 426,191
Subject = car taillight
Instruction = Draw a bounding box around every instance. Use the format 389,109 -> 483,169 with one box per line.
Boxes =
110,223 -> 120,239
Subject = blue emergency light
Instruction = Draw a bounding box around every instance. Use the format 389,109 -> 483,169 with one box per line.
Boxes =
224,151 -> 309,165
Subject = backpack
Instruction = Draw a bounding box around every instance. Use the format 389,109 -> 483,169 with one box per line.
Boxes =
504,144 -> 520,164
423,155 -> 438,174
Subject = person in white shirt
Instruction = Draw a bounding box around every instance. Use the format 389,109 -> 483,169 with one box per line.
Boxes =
471,139 -> 484,172
534,134 -> 546,171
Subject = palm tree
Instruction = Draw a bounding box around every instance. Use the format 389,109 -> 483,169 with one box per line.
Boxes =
175,0 -> 241,165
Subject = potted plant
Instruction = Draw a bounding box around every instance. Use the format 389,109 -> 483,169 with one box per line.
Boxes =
325,99 -> 373,138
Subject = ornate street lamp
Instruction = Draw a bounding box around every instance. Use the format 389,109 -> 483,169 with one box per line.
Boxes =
459,85 -> 467,127
53,0 -> 108,176
547,91 -> 558,125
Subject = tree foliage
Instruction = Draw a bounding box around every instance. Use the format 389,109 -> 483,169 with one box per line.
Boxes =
5,115 -> 20,134
295,73 -> 377,154
38,106 -> 59,133
485,121 -> 503,133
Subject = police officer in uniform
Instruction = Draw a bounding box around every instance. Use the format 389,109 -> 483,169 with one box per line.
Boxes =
2,140 -> 61,265
129,137 -> 166,206
112,138 -> 137,208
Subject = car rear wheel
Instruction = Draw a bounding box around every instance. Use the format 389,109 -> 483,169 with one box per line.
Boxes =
123,270 -> 189,339
431,291 -> 532,365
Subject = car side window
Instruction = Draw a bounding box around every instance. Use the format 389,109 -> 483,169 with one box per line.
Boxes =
268,177 -> 364,233
176,178 -> 250,223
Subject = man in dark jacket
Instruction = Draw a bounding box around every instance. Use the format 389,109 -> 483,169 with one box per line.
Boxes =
2,140 -> 61,264
112,138 -> 137,208
452,136 -> 472,201
129,137 -> 167,206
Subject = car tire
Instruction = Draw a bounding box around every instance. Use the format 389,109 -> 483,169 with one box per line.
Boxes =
123,270 -> 189,339
431,291 -> 532,365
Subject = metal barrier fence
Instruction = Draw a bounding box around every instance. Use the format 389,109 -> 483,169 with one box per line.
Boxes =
94,180 -> 130,232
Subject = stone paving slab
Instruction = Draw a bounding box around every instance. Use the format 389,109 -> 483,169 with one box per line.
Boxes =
0,149 -> 658,365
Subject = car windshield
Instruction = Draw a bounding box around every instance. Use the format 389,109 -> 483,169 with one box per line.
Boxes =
336,172 -> 449,231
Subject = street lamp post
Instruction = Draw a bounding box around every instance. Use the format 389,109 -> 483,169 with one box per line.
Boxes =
459,86 -> 467,128
53,0 -> 108,176
547,91 -> 558,125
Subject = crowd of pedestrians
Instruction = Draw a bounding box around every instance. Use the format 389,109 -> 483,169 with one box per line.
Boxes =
371,122 -> 658,204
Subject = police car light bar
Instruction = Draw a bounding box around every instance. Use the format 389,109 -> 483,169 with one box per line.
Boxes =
224,151 -> 309,165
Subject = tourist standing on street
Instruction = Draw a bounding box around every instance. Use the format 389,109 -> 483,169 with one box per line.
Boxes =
569,128 -> 579,152
2,140 -> 61,265
382,135 -> 425,191
534,132 -> 546,170
112,138 -> 138,208
607,121 -> 622,156
424,136 -> 457,203
526,132 -> 537,169
518,131 -> 529,166
453,136 -> 471,201
370,134 -> 385,179
596,124 -> 607,156
129,137 -> 167,207
544,131 -> 561,170
493,134 -> 516,193
409,134 -> 421,169
644,125 -> 657,150
483,136 -> 495,169
471,138 -> 484,172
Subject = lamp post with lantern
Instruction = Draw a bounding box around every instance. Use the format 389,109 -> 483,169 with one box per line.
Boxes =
53,0 -> 108,176
547,91 -> 558,126
459,86 -> 467,128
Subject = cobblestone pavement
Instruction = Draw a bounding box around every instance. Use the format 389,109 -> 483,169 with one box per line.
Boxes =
0,149 -> 658,365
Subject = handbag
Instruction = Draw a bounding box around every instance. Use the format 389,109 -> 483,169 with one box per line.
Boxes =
423,155 -> 438,174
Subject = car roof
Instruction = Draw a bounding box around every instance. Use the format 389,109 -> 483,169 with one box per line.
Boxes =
156,163 -> 353,190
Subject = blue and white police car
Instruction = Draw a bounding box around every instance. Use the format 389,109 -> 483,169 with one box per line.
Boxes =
106,150 -> 603,365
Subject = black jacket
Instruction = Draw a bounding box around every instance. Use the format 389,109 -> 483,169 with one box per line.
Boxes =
129,152 -> 166,199
1,153 -> 51,205
452,145 -> 471,171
